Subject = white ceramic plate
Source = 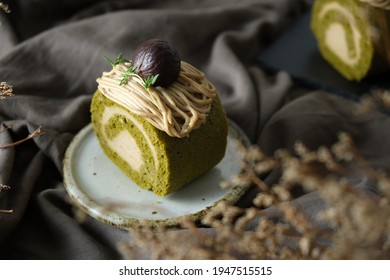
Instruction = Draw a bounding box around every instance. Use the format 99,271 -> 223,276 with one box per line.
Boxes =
63,122 -> 250,229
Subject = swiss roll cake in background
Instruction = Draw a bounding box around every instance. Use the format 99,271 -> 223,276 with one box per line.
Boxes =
311,0 -> 390,81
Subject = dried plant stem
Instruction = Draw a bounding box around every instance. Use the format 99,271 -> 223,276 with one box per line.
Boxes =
0,80 -> 14,215
0,124 -> 12,134
0,2 -> 10,13
0,126 -> 44,149
0,125 -> 43,214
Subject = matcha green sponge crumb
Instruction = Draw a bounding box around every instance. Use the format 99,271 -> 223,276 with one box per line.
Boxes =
91,90 -> 228,196
311,0 -> 374,81
311,0 -> 390,80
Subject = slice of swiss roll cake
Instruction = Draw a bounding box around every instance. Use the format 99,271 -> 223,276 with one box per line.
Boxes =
91,39 -> 228,197
311,0 -> 390,81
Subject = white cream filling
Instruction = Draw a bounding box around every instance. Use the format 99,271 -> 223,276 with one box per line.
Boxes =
108,130 -> 143,172
319,2 -> 362,66
101,106 -> 159,172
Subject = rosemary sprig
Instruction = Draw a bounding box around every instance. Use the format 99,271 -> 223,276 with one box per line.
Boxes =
119,66 -> 137,86
143,74 -> 159,89
104,53 -> 130,67
105,53 -> 160,90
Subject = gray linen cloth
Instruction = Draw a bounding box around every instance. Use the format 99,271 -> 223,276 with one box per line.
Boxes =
0,0 -> 387,259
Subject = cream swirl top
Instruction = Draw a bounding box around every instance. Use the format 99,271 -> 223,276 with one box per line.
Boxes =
359,0 -> 390,9
96,61 -> 216,138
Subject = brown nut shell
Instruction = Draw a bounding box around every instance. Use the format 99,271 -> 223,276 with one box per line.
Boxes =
132,39 -> 181,87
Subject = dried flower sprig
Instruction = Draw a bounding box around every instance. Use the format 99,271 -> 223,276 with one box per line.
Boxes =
0,82 -> 14,100
0,2 -> 10,13
0,184 -> 10,192
117,129 -> 390,260
0,82 -> 15,215
0,124 -> 44,215
355,88 -> 390,116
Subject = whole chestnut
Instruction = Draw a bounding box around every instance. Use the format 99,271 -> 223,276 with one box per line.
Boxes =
132,39 -> 181,87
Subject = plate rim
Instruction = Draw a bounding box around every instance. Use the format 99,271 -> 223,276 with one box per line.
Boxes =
63,121 -> 251,229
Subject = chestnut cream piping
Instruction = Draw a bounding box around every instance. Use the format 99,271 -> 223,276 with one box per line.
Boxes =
96,61 -> 216,138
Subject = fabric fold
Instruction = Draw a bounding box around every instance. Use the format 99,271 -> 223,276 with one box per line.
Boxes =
8,0 -> 390,260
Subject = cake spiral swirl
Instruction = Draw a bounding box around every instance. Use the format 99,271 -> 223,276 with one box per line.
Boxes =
311,0 -> 375,80
359,0 -> 390,10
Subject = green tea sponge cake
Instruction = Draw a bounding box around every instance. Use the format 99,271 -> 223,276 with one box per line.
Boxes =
91,39 -> 228,196
311,0 -> 390,81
